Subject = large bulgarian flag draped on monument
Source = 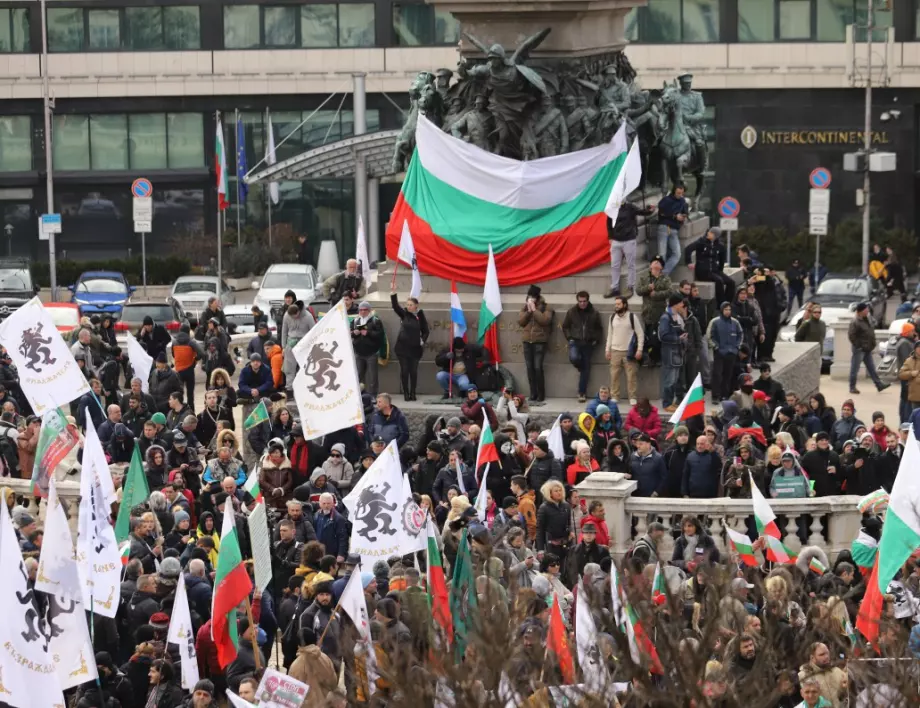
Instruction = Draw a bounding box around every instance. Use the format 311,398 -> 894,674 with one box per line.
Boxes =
857,434 -> 920,645
385,115 -> 642,285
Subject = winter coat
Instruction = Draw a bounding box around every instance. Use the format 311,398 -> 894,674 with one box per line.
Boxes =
709,314 -> 744,356
830,415 -> 864,451
608,201 -> 650,242
720,458 -> 765,498
313,508 -> 349,559
281,309 -> 314,350
518,297 -> 554,344
535,499 -> 571,551
432,462 -> 476,503
681,450 -> 722,498
390,293 -> 429,359
795,317 -> 827,344
367,406 -> 410,448
684,236 -> 726,275
624,405 -> 662,439
562,304 -> 603,345
637,272 -> 673,325
527,454 -> 564,503
351,313 -> 384,357
848,316 -> 876,353
460,398 -> 498,432
16,423 -> 37,480
144,444 -> 170,492
800,447 -> 842,497
663,443 -> 691,497
288,645 -> 338,708
237,363 -> 273,398
657,193 -> 689,230
899,354 -> 920,402
203,455 -> 246,487
260,457 -> 294,510
184,573 -> 213,622
658,307 -> 685,367
137,324 -> 171,361
629,450 -> 667,497
77,391 -> 105,431
149,368 -> 182,413
671,532 -> 720,571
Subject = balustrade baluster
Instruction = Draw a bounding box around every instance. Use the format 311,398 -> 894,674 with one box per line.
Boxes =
784,517 -> 803,555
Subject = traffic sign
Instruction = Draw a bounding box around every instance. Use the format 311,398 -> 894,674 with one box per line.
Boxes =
809,223 -> 828,236
134,220 -> 152,233
40,213 -> 61,235
809,189 -> 830,215
133,197 -> 152,221
717,197 -> 740,219
720,218 -> 739,231
809,213 -> 828,229
809,167 -> 831,189
131,178 -> 153,198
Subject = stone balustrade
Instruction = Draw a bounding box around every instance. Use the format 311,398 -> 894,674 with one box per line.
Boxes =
3,477 -> 83,536
575,472 -> 863,561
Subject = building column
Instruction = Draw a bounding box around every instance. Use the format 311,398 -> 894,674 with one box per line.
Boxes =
353,72 -> 368,265
368,177 -> 380,264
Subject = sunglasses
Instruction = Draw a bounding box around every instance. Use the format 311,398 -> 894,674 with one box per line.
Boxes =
330,453 -> 342,458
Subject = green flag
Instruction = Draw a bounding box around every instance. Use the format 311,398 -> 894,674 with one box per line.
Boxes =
243,399 -> 269,430
115,444 -> 150,543
449,528 -> 478,660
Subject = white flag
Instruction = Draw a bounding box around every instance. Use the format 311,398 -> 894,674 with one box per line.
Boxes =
0,501 -> 66,707
227,691 -> 255,708
347,441 -> 405,567
497,672 -> 524,708
247,502 -> 273,592
167,573 -> 200,690
475,464 -> 489,522
397,220 -> 422,299
125,332 -> 153,394
35,479 -> 98,690
339,566 -> 377,694
265,112 -> 280,205
603,124 -> 643,220
575,580 -> 611,694
292,300 -> 364,440
76,424 -> 122,618
0,297 -> 89,415
356,215 -> 370,276
547,414 -> 565,461
400,474 -> 427,554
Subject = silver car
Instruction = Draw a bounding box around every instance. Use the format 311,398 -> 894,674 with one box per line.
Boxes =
170,275 -> 235,321
251,264 -> 318,325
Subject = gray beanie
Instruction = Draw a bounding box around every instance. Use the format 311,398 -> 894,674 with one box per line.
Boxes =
532,575 -> 551,596
159,557 -> 181,579
447,416 -> 462,429
708,226 -> 721,239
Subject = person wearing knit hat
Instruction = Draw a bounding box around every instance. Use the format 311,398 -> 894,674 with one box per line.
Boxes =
352,299 -> 383,396
193,679 -> 215,699
831,398 -> 864,452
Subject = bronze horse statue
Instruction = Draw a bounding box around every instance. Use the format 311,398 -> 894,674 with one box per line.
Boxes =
658,82 -> 706,206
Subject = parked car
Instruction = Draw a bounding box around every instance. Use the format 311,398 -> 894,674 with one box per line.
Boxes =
0,259 -> 39,323
69,270 -> 134,317
779,274 -> 886,374
251,264 -> 318,325
114,300 -> 188,337
44,302 -> 81,334
169,275 -> 235,321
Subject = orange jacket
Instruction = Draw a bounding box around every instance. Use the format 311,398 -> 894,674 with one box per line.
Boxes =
265,344 -> 284,388
173,344 -> 197,372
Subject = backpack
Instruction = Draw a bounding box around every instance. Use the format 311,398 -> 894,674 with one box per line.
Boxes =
0,426 -> 19,477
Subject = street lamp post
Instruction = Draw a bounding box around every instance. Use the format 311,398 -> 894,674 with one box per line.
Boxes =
861,0 -> 873,276
40,0 -> 57,300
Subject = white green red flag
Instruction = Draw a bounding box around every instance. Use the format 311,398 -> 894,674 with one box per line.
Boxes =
384,117 -> 638,285
478,244 -> 503,364
750,471 -> 781,538
857,435 -> 920,645
216,115 -> 229,210
30,407 -> 79,498
764,535 -> 796,564
858,488 -> 889,515
851,530 -> 879,572
809,557 -> 827,575
213,502 -> 253,667
119,541 -> 130,567
651,563 -> 666,606
725,528 -> 758,567
667,374 -> 704,429
243,468 -> 262,503
610,564 -> 662,674
474,424 -> 500,477
426,517 -> 452,643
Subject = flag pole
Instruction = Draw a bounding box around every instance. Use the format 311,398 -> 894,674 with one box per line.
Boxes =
448,332 -> 454,399
390,262 -> 399,291
266,108 -> 272,250
216,110 -> 223,284
235,108 -> 242,248
246,596 -> 262,671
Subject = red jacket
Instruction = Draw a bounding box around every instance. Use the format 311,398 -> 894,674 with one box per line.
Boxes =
579,514 -> 610,546
870,425 -> 891,450
460,399 -> 499,432
566,458 -> 599,486
624,406 -> 662,440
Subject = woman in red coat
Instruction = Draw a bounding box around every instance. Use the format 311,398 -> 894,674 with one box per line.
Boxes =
624,398 -> 662,440
566,440 -> 599,486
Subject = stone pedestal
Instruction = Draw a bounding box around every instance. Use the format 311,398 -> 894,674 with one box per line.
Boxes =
574,472 -> 637,557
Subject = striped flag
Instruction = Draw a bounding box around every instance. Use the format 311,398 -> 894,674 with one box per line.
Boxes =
750,472 -> 782,538
764,535 -> 796,564
668,373 -> 704,429
243,468 -> 262,504
478,244 -> 502,364
809,557 -> 827,575
216,115 -> 229,210
213,503 -> 253,667
450,281 -> 467,340
611,564 -> 662,674
651,563 -> 666,606
851,530 -> 879,572
725,528 -> 758,567
119,541 -> 130,567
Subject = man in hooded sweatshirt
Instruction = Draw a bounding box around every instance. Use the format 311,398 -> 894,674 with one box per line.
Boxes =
708,301 -> 744,404
282,301 -> 316,388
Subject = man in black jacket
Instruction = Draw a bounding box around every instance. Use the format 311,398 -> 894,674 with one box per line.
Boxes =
684,226 -> 734,306
272,519 -> 303,591
562,292 -> 604,402
137,315 -> 171,362
527,439 -> 563,505
605,201 -> 655,299
411,441 -> 445,497
351,301 -> 384,396
571,522 -> 610,576
800,432 -> 841,497
786,258 -> 807,317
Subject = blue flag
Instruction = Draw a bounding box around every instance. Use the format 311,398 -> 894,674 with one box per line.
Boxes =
236,116 -> 249,201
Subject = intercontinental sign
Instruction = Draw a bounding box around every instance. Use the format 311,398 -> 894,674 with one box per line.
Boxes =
740,125 -> 890,149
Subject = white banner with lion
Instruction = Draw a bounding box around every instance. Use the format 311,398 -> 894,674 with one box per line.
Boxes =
292,299 -> 364,440
0,297 -> 89,415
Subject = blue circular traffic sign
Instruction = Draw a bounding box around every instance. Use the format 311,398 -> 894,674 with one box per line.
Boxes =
717,197 -> 740,219
131,178 -> 152,198
809,167 -> 831,189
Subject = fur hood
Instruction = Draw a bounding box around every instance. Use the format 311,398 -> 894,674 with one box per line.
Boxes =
795,545 -> 830,576
209,367 -> 232,387
145,444 -> 167,467
215,428 -> 240,451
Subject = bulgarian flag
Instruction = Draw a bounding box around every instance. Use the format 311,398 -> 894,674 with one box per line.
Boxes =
809,557 -> 827,575
450,281 -> 467,340
384,116 -> 640,286
667,374 -> 704,434
243,400 -> 269,430
851,530 -> 879,572
426,517 -> 452,644
857,436 -> 920,645
243,468 -> 262,504
119,541 -> 131,567
216,115 -> 229,211
478,244 -> 502,364
611,565 -> 662,674
213,503 -> 253,668
750,472 -> 781,538
474,424 -> 500,480
725,528 -> 758,567
651,563 -> 667,606
764,535 -> 796,564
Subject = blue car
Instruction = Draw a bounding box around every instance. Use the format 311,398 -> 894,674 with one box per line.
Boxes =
69,271 -> 135,317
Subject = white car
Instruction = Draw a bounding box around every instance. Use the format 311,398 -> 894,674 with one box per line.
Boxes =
251,264 -> 318,325
878,318 -> 909,359
170,275 -> 235,321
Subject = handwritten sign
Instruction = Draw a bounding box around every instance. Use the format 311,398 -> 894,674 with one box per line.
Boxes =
255,668 -> 310,708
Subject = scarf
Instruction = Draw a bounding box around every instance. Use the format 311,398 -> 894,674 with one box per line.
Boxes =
683,534 -> 699,563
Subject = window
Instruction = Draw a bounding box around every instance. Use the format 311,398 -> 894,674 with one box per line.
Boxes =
816,0 -> 851,41
167,113 -> 204,168
339,4 -> 375,46
0,9 -> 28,52
125,8 -> 162,50
52,115 -> 90,170
124,6 -> 201,50
681,0 -> 719,42
780,0 -> 812,39
164,7 -> 200,49
854,2 -> 891,42
264,6 -> 297,47
88,9 -> 120,50
129,114 -> 167,169
738,0 -> 773,41
739,0 -> 890,43
392,4 -> 457,45
90,115 -> 128,169
224,5 -> 260,48
47,8 -> 84,51
643,0 -> 681,42
625,7 -> 639,41
0,116 -> 31,171
301,4 -> 337,47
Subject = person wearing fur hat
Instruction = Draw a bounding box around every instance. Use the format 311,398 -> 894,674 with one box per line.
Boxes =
566,439 -> 599,486
518,284 -> 554,402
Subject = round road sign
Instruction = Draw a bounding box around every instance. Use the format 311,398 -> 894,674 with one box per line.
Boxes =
131,178 -> 153,198
809,167 -> 831,189
717,197 -> 740,219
